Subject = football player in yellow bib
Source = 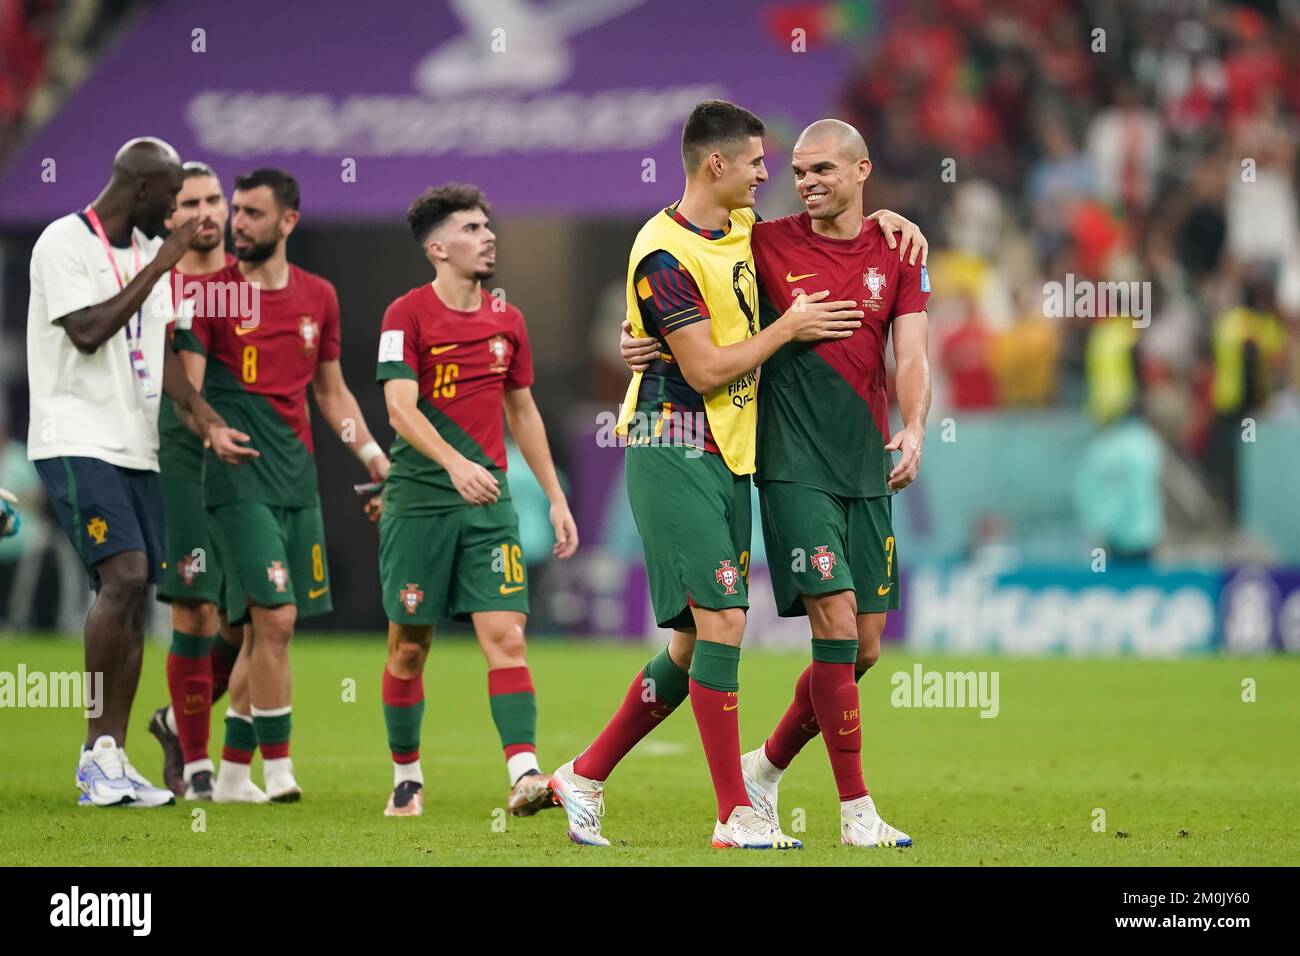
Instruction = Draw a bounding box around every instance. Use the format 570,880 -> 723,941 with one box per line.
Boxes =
550,100 -> 864,850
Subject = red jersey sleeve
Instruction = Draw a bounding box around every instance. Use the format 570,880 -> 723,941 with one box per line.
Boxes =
505,309 -> 535,390
891,257 -> 930,319
319,282 -> 341,362
376,296 -> 420,382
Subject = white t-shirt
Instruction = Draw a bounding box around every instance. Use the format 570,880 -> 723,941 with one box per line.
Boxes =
26,212 -> 175,471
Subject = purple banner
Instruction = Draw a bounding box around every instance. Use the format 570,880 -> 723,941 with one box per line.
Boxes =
0,0 -> 853,224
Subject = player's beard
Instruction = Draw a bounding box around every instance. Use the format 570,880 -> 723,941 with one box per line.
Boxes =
190,231 -> 223,253
473,268 -> 495,281
235,236 -> 278,263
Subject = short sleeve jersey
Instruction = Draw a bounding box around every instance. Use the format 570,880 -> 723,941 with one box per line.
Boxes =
751,213 -> 929,497
376,284 -> 534,516
180,262 -> 341,508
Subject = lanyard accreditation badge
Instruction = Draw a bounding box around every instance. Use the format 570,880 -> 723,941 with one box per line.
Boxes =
84,205 -> 159,400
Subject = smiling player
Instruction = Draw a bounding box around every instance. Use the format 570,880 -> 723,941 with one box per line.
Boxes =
551,101 -> 866,850
620,118 -> 930,848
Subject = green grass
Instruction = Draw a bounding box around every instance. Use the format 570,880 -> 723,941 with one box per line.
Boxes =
0,633 -> 1296,866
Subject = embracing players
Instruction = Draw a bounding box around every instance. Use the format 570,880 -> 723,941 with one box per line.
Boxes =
551,101 -> 868,849
373,184 -> 578,818
177,168 -> 390,803
621,117 -> 931,848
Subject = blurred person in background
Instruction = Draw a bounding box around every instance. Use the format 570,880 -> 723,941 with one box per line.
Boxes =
1073,399 -> 1165,565
1084,315 -> 1141,425
0,414 -> 39,619
1207,277 -> 1287,517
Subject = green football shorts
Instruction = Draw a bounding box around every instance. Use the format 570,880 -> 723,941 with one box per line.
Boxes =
759,479 -> 900,617
207,500 -> 332,625
625,444 -> 752,630
378,500 -> 530,626
157,471 -> 224,606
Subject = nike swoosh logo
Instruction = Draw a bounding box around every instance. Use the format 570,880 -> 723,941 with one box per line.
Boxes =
786,272 -> 817,282
499,584 -> 525,595
877,583 -> 893,596
722,703 -> 739,712
838,724 -> 860,736
234,324 -> 258,336
800,721 -> 819,734
650,708 -> 670,719
430,344 -> 458,355
308,586 -> 329,599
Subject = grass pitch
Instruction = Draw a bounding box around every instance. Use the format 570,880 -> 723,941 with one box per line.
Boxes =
0,633 -> 1296,866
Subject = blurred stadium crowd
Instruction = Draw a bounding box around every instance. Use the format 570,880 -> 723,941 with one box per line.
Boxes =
832,0 -> 1298,518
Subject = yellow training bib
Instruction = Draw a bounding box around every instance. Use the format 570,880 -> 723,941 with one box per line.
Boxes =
616,207 -> 759,475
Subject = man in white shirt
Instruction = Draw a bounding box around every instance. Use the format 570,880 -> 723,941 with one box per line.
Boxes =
27,137 -> 255,808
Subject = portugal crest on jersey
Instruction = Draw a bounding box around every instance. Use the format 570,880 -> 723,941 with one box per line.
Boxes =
299,315 -> 319,352
715,559 -> 740,595
488,334 -> 510,373
400,583 -> 424,615
863,267 -> 887,305
267,560 -> 289,593
179,553 -> 199,586
812,545 -> 837,580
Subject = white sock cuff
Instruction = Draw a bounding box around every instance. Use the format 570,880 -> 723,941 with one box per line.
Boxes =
263,756 -> 293,777
250,704 -> 292,718
225,709 -> 253,724
506,751 -> 540,784
183,758 -> 215,781
394,761 -> 424,786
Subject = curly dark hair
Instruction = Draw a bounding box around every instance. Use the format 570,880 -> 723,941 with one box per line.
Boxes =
407,183 -> 491,245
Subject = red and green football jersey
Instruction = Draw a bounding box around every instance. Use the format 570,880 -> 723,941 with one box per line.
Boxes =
159,258 -> 236,481
752,213 -> 929,498
376,284 -> 534,516
181,262 -> 341,508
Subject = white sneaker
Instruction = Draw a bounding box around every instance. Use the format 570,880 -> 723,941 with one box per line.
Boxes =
841,795 -> 912,847
548,759 -> 609,846
264,758 -> 301,803
212,764 -> 271,804
76,735 -> 136,807
740,747 -> 781,830
121,754 -> 176,807
712,806 -> 802,850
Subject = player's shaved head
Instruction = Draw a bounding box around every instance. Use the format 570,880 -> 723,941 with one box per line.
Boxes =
794,119 -> 869,163
112,137 -> 182,180
101,137 -> 184,237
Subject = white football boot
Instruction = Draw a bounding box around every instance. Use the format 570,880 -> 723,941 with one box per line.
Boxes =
548,759 -> 609,846
212,762 -> 271,804
120,752 -> 176,807
841,795 -> 912,847
740,747 -> 782,830
712,806 -> 802,850
264,757 -> 302,803
76,735 -> 136,807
